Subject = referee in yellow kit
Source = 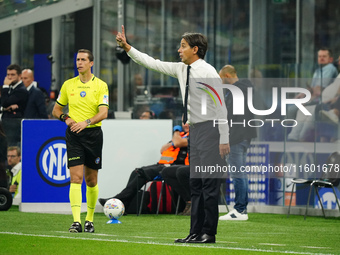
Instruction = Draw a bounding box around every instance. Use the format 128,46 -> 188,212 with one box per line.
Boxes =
52,49 -> 109,233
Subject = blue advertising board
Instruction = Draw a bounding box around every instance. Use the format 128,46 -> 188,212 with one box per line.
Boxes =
22,120 -> 86,204
225,144 -> 269,205
314,188 -> 340,210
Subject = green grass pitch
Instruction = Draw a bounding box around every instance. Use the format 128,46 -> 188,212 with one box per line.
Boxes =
1,206 -> 339,255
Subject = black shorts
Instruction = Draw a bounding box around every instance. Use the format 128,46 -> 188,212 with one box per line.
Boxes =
66,126 -> 103,169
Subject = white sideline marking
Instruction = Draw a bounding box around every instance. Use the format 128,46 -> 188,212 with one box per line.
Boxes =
55,231 -> 177,240
92,233 -> 118,237
300,246 -> 330,249
130,236 -> 154,239
218,241 -> 239,244
259,243 -> 286,246
55,231 -> 119,237
0,232 -> 333,255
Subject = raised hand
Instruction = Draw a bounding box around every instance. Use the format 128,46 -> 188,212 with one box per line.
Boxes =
116,25 -> 131,51
4,76 -> 12,85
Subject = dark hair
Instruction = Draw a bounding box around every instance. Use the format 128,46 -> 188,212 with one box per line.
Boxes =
181,33 -> 208,59
78,49 -> 94,62
7,64 -> 22,75
148,110 -> 156,119
319,47 -> 333,58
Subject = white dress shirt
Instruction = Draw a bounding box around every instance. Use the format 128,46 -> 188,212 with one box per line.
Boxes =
128,47 -> 229,144
2,80 -> 22,90
26,81 -> 38,91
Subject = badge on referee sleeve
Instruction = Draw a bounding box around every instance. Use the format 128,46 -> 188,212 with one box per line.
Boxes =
103,95 -> 108,105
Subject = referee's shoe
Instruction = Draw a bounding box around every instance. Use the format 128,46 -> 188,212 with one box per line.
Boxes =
69,222 -> 82,233
84,221 -> 95,233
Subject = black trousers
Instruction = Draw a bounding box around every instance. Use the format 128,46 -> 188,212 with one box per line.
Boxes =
161,165 -> 190,202
114,163 -> 165,209
2,118 -> 21,146
0,162 -> 7,188
189,121 -> 226,236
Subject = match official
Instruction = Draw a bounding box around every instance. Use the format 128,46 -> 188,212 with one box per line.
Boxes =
52,49 -> 109,233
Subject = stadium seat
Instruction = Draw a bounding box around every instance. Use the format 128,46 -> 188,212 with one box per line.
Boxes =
287,151 -> 340,219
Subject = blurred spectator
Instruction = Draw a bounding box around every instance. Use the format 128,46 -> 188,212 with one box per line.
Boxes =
287,48 -> 338,120
6,146 -> 21,199
1,64 -> 29,146
319,83 -> 340,125
309,47 -> 338,101
319,56 -> 340,125
139,110 -> 156,119
161,165 -> 191,215
21,69 -> 48,119
0,122 -> 8,188
218,65 -> 256,220
288,69 -> 340,141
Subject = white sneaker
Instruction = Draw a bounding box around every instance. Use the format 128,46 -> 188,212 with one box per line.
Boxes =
219,209 -> 248,221
320,110 -> 339,124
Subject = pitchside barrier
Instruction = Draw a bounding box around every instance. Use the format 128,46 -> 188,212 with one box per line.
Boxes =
265,141 -> 340,209
225,141 -> 340,214
20,119 -> 172,213
19,120 -> 340,215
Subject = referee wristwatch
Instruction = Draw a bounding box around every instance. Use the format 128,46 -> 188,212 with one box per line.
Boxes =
85,119 -> 91,126
59,114 -> 69,122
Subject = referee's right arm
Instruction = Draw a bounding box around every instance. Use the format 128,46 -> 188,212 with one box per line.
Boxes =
52,103 -> 74,126
52,103 -> 64,120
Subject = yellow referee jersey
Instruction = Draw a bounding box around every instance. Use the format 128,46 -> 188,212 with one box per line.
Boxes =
56,75 -> 109,127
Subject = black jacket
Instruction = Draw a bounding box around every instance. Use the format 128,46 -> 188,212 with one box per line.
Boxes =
1,82 -> 29,119
24,86 -> 48,119
225,79 -> 257,145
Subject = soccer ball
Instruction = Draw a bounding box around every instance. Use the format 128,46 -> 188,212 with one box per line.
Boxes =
103,198 -> 125,220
